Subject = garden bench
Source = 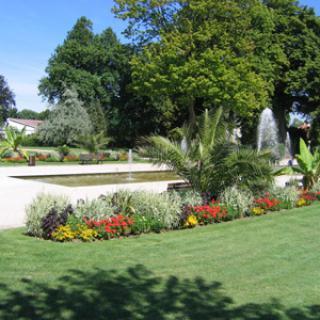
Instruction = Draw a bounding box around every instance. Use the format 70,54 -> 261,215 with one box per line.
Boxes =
167,182 -> 191,191
95,152 -> 105,164
79,153 -> 94,164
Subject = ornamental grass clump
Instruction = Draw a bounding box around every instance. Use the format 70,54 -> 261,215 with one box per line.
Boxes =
220,185 -> 254,219
125,191 -> 182,229
74,196 -> 115,220
268,186 -> 299,209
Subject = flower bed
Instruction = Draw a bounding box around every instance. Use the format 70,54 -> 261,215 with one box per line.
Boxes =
25,189 -> 320,243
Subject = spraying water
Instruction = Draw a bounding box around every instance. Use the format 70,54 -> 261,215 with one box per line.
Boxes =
128,149 -> 133,180
257,108 -> 279,158
181,137 -> 188,153
285,132 -> 293,159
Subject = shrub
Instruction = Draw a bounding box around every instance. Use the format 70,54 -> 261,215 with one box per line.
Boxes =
0,149 -> 13,159
45,153 -> 60,162
20,133 -> 43,147
220,186 -> 254,219
26,193 -> 70,237
56,145 -> 70,161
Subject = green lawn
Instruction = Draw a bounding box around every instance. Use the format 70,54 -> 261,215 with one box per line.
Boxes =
0,205 -> 319,319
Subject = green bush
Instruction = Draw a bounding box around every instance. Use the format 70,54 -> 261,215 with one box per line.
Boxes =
0,149 -> 13,159
220,186 -> 254,219
45,153 -> 60,162
26,193 -> 70,237
20,134 -> 43,147
56,145 -> 70,161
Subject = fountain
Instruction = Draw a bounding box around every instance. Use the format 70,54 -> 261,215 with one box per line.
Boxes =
128,149 -> 133,180
257,108 -> 280,159
181,137 -> 188,153
285,132 -> 293,159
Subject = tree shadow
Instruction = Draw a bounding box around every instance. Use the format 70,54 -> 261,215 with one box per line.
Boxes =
0,265 -> 319,320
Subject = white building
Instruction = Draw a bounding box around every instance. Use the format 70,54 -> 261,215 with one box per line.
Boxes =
4,118 -> 43,135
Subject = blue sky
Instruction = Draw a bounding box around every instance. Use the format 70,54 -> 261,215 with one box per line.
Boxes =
0,0 -> 319,112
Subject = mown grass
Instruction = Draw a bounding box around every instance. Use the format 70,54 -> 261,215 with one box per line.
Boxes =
0,204 -> 319,319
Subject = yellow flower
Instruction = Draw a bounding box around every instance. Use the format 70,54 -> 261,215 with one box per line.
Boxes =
251,207 -> 265,216
78,228 -> 97,241
185,215 -> 198,228
52,225 -> 75,241
296,198 -> 307,207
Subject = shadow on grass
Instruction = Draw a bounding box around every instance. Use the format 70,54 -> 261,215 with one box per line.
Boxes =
0,265 -> 319,320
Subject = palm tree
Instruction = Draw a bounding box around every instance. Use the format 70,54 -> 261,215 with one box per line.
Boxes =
277,139 -> 320,190
0,127 -> 28,159
141,108 -> 273,194
76,132 -> 110,156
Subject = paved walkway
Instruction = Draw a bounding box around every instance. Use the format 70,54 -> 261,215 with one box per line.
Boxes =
0,163 -> 181,229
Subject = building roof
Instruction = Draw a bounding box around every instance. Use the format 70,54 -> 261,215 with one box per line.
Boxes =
7,118 -> 43,129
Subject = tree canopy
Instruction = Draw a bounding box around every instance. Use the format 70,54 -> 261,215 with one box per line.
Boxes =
39,17 -> 126,134
38,1 -> 320,147
114,0 -> 320,146
0,75 -> 15,124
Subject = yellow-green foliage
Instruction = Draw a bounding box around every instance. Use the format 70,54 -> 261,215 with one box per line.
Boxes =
52,224 -> 97,242
52,225 -> 75,241
296,198 -> 307,208
251,207 -> 265,216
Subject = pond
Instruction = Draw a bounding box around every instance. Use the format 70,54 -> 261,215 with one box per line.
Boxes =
16,171 -> 181,187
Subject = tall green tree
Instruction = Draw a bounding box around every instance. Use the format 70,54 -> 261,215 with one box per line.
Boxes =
0,75 -> 15,124
38,87 -> 93,146
39,17 -> 125,133
114,0 -> 277,121
263,0 -> 320,143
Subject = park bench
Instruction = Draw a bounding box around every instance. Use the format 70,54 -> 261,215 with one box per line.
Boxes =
95,152 -> 105,164
167,182 -> 191,191
79,153 -> 94,164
